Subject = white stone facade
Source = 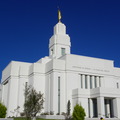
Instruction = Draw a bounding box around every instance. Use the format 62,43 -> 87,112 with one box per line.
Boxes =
1,22 -> 120,118
0,84 -> 2,101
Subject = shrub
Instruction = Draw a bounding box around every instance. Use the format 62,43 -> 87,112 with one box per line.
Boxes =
0,102 -> 7,118
20,112 -> 25,117
72,104 -> 86,120
67,100 -> 71,115
56,113 -> 60,115
41,112 -> 49,115
61,112 -> 66,116
50,111 -> 54,115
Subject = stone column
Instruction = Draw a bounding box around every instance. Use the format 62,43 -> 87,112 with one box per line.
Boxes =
97,97 -> 105,118
113,98 -> 120,118
89,98 -> 93,118
96,76 -> 99,87
87,75 -> 90,89
106,99 -> 110,118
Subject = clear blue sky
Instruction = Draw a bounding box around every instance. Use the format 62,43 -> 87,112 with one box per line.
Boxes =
0,0 -> 120,81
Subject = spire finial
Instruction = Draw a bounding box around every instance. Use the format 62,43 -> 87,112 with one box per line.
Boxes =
58,7 -> 62,22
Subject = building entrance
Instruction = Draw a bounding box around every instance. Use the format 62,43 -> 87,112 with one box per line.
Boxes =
93,99 -> 98,117
104,99 -> 114,118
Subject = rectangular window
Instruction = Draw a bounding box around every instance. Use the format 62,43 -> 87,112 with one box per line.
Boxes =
51,49 -> 54,55
85,75 -> 87,89
58,77 -> 60,114
117,82 -> 119,89
25,82 -> 28,87
3,80 -> 8,85
94,76 -> 97,88
61,48 -> 65,56
81,75 -> 83,88
99,77 -> 101,87
90,76 -> 92,89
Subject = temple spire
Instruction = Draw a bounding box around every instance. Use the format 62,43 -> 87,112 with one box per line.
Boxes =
58,8 -> 62,22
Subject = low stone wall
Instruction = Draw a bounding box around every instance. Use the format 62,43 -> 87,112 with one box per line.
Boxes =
0,118 -> 13,120
86,118 -> 120,120
38,116 -> 120,120
39,115 -> 65,119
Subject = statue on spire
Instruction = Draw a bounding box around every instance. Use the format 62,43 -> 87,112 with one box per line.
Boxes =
58,9 -> 62,22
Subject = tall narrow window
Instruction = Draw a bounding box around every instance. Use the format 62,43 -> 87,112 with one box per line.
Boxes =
25,82 -> 28,101
58,77 -> 60,114
51,49 -> 54,55
99,77 -> 101,87
25,82 -> 28,87
117,82 -> 119,89
90,76 -> 92,89
81,75 -> 83,88
94,76 -> 97,88
61,48 -> 65,56
85,75 -> 87,89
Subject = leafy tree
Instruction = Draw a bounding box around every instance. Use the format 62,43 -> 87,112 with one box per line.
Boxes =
72,104 -> 86,120
67,100 -> 71,115
0,102 -> 7,118
24,85 -> 44,120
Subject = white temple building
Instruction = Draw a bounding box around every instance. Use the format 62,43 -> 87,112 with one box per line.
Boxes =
1,15 -> 120,119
